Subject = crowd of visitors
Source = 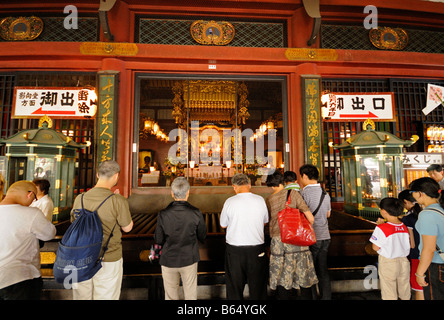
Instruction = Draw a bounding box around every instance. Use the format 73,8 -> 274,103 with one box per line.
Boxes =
0,160 -> 443,301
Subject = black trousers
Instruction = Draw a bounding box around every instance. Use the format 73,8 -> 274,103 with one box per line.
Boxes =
310,239 -> 332,300
0,277 -> 43,300
224,243 -> 268,300
424,263 -> 444,300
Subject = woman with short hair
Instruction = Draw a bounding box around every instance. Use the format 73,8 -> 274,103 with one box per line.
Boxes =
265,171 -> 318,299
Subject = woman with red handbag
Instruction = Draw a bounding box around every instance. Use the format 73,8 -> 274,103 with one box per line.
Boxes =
266,171 -> 318,299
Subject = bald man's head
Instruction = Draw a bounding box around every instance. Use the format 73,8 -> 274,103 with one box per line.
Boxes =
4,181 -> 37,206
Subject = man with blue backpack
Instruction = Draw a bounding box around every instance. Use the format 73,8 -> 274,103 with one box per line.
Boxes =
69,160 -> 133,300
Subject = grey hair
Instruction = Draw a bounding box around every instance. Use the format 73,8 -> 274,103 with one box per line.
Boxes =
171,177 -> 190,199
97,160 -> 120,179
231,173 -> 250,186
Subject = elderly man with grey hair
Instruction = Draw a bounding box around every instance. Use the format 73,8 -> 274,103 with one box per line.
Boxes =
220,173 -> 269,300
154,177 -> 207,300
427,164 -> 444,190
70,160 -> 133,300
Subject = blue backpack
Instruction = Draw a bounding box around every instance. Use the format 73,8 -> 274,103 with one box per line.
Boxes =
53,193 -> 115,284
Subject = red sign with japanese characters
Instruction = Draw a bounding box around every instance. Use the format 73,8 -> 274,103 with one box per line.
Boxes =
12,87 -> 97,119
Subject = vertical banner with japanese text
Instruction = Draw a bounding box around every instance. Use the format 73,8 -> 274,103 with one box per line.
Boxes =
96,72 -> 119,165
301,76 -> 323,181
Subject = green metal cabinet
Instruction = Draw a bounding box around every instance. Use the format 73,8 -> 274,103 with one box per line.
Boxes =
0,117 -> 85,222
334,120 -> 417,221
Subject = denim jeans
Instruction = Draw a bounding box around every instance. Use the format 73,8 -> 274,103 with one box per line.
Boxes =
310,239 -> 332,300
423,263 -> 444,300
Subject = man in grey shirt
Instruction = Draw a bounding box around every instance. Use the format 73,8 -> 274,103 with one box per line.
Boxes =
299,164 -> 331,300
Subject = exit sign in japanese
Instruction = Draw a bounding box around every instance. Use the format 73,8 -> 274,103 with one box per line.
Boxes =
12,87 -> 97,119
322,92 -> 395,122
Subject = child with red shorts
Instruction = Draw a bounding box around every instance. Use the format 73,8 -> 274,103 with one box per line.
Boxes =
398,189 -> 423,300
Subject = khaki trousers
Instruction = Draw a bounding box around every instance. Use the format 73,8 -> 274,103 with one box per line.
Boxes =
161,262 -> 198,300
378,255 -> 411,300
72,258 -> 123,300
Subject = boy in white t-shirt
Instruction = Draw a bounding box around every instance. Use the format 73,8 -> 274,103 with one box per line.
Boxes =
370,197 -> 411,300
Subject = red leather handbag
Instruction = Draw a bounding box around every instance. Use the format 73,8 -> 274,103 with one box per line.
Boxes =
278,190 -> 316,246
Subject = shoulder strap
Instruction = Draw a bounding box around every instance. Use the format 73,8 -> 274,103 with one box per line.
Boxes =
312,188 -> 327,216
423,207 -> 444,254
80,192 -> 114,212
96,194 -> 117,263
95,193 -> 115,211
427,207 -> 444,216
285,189 -> 292,206
80,193 -> 85,210
74,193 -> 87,219
98,223 -> 117,263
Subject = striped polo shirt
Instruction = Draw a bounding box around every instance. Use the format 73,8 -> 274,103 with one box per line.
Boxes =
300,184 -> 331,241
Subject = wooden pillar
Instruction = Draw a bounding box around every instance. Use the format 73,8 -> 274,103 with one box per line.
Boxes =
287,63 -> 320,177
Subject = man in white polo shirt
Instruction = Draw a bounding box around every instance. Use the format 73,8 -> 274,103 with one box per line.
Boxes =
220,173 -> 269,300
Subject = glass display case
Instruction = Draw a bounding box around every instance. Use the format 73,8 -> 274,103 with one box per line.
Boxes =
335,119 -> 417,221
0,116 -> 85,222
